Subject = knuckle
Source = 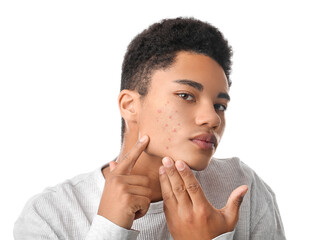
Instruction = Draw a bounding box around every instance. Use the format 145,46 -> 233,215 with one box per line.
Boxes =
131,196 -> 150,213
186,183 -> 200,193
233,196 -> 244,208
130,202 -> 140,213
179,168 -> 191,178
173,184 -> 186,194
197,205 -> 210,217
167,167 -> 176,177
135,140 -> 145,150
122,153 -> 131,162
143,196 -> 151,206
162,191 -> 175,202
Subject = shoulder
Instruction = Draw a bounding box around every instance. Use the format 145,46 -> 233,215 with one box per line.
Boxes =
200,157 -> 256,182
16,168 -> 103,223
203,158 -> 285,237
210,157 -> 275,196
197,157 -> 276,207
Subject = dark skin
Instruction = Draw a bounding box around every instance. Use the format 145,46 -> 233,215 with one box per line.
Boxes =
99,51 -> 248,239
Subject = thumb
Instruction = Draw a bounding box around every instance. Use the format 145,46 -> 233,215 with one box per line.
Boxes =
221,185 -> 248,225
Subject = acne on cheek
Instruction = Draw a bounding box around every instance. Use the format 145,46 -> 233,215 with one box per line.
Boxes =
156,104 -> 182,150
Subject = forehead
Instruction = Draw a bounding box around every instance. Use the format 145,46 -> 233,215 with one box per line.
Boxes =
149,51 -> 229,93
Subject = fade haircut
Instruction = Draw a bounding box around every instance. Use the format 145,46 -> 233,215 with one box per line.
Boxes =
120,17 -> 233,140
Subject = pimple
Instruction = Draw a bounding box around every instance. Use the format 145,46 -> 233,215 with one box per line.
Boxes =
165,124 -> 168,127
173,128 -> 177,132
169,116 -> 172,119
175,110 -> 178,113
168,138 -> 171,141
177,123 -> 180,126
157,109 -> 162,113
166,146 -> 169,150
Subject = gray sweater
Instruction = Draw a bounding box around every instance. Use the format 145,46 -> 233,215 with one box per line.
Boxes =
14,157 -> 286,239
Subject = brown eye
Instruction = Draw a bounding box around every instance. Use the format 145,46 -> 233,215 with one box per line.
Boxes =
178,93 -> 195,101
214,104 -> 227,111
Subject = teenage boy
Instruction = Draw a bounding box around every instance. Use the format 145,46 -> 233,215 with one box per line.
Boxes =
14,17 -> 286,239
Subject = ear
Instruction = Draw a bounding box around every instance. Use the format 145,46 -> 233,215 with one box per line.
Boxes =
118,89 -> 140,124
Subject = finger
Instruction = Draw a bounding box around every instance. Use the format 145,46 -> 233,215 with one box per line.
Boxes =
175,160 -> 208,206
123,175 -> 151,188
115,135 -> 149,174
110,175 -> 151,188
133,195 -> 151,220
221,185 -> 248,224
162,157 -> 191,207
109,161 -> 118,172
159,166 -> 177,208
126,185 -> 152,199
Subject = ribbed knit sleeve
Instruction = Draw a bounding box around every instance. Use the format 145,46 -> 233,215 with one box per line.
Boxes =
212,231 -> 234,240
85,215 -> 139,240
14,202 -> 60,239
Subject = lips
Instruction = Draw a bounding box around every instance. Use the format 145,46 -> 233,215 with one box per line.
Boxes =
190,133 -> 217,150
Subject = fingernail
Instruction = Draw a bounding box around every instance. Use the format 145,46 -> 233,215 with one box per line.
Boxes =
175,160 -> 185,171
241,186 -> 249,197
162,157 -> 173,168
159,166 -> 165,175
139,135 -> 148,142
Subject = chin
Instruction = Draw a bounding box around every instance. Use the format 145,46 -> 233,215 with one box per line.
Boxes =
144,141 -> 213,171
173,151 -> 213,171
185,158 -> 211,171
176,146 -> 214,171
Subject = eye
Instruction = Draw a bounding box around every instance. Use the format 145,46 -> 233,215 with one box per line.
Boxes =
177,93 -> 195,102
214,104 -> 227,112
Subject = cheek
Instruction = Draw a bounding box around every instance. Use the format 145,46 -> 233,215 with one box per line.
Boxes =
158,110 -> 185,151
143,104 -> 185,153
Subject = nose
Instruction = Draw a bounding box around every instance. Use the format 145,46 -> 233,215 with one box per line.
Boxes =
195,102 -> 221,129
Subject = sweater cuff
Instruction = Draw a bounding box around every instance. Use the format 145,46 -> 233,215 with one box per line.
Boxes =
86,215 -> 139,240
212,230 -> 235,240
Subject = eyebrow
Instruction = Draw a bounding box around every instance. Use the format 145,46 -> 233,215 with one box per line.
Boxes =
218,92 -> 230,101
173,79 -> 230,101
173,79 -> 203,91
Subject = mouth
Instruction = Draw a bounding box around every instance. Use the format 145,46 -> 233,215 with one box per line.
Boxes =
190,133 -> 217,151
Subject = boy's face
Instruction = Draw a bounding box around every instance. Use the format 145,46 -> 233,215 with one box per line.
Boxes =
138,51 -> 230,170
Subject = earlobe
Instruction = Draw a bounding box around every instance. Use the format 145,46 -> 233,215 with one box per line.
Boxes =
118,90 -> 140,123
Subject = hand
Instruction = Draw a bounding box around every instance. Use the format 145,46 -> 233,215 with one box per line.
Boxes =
159,157 -> 248,240
98,135 -> 152,229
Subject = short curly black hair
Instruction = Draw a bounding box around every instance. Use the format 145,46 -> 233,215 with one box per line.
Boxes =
120,17 -> 233,140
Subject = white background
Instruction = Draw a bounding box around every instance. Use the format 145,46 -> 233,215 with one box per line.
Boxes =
1,0 -> 321,239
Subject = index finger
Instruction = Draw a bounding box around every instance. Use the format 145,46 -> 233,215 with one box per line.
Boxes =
115,135 -> 149,174
175,160 -> 208,205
